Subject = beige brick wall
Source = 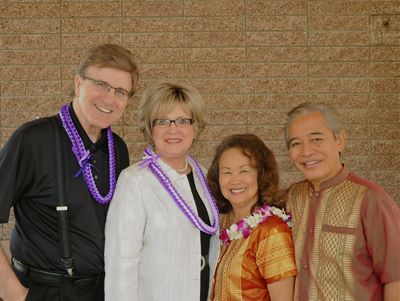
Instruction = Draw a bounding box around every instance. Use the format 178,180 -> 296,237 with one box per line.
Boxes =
0,1 -> 399,241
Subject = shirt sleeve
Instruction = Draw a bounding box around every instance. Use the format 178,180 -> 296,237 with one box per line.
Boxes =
104,168 -> 145,301
0,126 -> 35,222
361,188 -> 400,284
256,217 -> 298,284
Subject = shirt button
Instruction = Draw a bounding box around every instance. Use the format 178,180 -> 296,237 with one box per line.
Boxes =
93,160 -> 97,164
303,264 -> 309,270
309,229 -> 314,234
94,175 -> 99,180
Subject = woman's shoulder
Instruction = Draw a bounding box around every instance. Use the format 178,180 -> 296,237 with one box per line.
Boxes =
120,161 -> 151,178
119,161 -> 173,192
256,215 -> 292,236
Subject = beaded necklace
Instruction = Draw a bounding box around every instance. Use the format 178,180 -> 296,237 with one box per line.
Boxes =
140,146 -> 220,235
59,104 -> 116,204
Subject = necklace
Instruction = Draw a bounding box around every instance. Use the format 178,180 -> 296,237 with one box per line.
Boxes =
140,146 -> 220,235
219,204 -> 291,245
59,104 -> 116,204
174,160 -> 188,172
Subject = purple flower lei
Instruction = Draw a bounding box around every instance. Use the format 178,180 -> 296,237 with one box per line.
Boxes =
219,204 -> 292,245
59,104 -> 116,204
140,146 -> 220,235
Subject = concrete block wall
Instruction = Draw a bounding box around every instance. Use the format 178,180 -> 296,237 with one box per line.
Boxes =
0,0 -> 399,240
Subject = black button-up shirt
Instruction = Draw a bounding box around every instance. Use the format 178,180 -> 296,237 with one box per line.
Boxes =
0,104 -> 129,274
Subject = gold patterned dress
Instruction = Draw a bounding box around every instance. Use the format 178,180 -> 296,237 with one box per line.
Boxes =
211,214 -> 297,301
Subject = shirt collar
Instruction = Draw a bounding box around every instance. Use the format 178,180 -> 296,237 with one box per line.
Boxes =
309,165 -> 350,191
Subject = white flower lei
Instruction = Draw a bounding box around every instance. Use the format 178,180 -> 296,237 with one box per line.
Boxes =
219,204 -> 292,245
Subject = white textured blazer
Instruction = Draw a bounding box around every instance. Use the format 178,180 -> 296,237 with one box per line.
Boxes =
105,159 -> 220,301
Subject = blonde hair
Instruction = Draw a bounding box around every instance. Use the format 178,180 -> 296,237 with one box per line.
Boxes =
138,82 -> 207,144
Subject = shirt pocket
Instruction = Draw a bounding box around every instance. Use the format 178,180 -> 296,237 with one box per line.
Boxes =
319,224 -> 357,266
321,224 -> 357,235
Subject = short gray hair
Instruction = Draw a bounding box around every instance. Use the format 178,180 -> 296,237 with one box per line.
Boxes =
137,82 -> 207,144
284,102 -> 343,149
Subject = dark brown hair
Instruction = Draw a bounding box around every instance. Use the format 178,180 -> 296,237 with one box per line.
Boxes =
207,133 -> 280,214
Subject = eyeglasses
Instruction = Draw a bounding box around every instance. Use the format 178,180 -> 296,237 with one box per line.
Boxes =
152,118 -> 194,128
81,75 -> 130,100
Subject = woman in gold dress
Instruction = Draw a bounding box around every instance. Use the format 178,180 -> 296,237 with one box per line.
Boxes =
207,133 -> 297,301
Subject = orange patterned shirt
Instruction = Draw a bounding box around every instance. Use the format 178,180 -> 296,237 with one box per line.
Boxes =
286,167 -> 400,301
211,215 -> 297,301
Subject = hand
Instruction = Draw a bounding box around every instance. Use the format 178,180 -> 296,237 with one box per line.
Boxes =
0,281 -> 29,301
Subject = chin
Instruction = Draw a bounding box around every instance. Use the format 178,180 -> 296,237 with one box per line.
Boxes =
93,118 -> 114,129
301,171 -> 322,182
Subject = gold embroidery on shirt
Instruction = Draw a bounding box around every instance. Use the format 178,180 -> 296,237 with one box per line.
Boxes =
288,180 -> 366,301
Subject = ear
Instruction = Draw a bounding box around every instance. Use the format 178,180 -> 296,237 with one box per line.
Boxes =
192,128 -> 197,140
74,75 -> 82,97
336,129 -> 346,152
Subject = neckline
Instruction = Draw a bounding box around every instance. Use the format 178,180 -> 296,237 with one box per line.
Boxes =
219,204 -> 292,245
311,165 -> 349,191
68,103 -> 107,149
59,104 -> 116,204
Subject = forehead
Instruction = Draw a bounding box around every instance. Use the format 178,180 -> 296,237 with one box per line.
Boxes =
154,102 -> 192,118
86,66 -> 132,89
289,111 -> 331,138
219,148 -> 253,167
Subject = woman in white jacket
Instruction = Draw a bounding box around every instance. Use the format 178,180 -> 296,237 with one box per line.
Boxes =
104,82 -> 220,301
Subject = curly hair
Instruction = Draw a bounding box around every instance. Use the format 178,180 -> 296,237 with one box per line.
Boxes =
207,133 -> 281,214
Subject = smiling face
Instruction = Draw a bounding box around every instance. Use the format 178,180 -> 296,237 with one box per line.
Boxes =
152,104 -> 196,168
288,111 -> 345,190
73,66 -> 132,140
218,147 -> 259,216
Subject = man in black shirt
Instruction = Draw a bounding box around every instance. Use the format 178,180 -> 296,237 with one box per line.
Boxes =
0,44 -> 138,301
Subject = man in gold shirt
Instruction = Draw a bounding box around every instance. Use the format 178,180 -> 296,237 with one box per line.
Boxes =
284,102 -> 400,301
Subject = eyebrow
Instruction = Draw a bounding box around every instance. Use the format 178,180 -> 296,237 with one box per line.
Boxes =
288,131 -> 324,145
290,131 -> 324,140
156,115 -> 191,119
96,78 -> 129,93
220,164 -> 251,170
309,131 -> 324,136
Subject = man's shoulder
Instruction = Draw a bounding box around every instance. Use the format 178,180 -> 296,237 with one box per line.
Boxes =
281,180 -> 310,211
287,179 -> 310,194
4,115 -> 57,148
346,171 -> 391,200
15,115 -> 57,136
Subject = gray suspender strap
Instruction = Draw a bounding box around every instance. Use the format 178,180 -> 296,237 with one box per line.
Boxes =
52,118 -> 74,276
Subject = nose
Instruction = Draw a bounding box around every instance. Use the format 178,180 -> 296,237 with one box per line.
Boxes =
169,120 -> 178,127
300,141 -> 315,156
107,87 -> 119,97
229,173 -> 243,183
103,88 -> 117,104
